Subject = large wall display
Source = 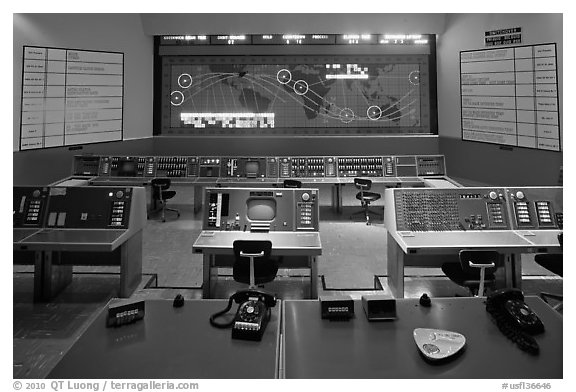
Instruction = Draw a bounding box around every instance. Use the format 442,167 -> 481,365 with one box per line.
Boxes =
157,34 -> 437,136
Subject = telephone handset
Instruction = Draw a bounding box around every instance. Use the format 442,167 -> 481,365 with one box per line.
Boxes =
486,288 -> 544,355
209,289 -> 277,341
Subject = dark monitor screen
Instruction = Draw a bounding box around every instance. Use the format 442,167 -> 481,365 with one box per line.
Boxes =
118,159 -> 137,177
245,161 -> 260,178
246,198 -> 276,221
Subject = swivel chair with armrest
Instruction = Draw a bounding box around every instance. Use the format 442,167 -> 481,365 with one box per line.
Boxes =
351,178 -> 382,225
441,250 -> 501,297
150,178 -> 180,222
534,233 -> 562,311
283,179 -> 302,188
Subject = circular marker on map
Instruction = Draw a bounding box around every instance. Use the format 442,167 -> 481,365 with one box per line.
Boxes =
277,69 -> 292,84
339,108 -> 355,123
178,73 -> 193,89
409,70 -> 420,85
367,105 -> 382,120
170,91 -> 185,106
293,80 -> 309,95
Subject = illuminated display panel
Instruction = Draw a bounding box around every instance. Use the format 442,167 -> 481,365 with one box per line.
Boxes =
157,34 -> 436,136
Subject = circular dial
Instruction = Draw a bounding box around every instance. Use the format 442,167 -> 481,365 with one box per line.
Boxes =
489,191 -> 498,200
301,192 -> 310,201
515,191 -> 525,200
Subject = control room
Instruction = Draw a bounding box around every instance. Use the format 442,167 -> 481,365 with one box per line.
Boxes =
10,9 -> 567,384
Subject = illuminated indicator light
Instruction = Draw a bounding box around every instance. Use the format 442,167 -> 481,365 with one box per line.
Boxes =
384,34 -> 422,39
262,35 -> 273,39
181,113 -> 275,128
282,34 -> 305,40
326,74 -> 369,79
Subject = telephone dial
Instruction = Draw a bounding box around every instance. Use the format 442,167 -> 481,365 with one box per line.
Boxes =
485,288 -> 544,355
209,289 -> 277,341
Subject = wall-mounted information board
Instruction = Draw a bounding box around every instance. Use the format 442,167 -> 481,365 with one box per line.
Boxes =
20,46 -> 124,150
460,43 -> 560,151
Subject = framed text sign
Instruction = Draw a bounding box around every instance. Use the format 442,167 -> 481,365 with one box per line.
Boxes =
20,46 -> 124,150
460,43 -> 560,151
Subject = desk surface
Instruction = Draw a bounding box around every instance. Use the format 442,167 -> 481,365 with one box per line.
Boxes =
392,230 -> 561,254
283,297 -> 562,379
15,229 -> 128,252
48,299 -> 281,379
193,231 -> 322,256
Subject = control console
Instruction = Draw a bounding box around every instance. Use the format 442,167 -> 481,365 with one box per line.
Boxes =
203,187 -> 319,232
389,187 -> 562,232
72,154 -> 448,181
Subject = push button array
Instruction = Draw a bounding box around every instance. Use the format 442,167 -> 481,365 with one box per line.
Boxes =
25,200 -> 42,223
299,202 -> 313,226
515,201 -> 531,224
110,201 -> 125,226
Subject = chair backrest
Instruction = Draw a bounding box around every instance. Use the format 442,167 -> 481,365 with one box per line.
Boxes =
232,240 -> 277,285
458,250 -> 499,276
354,178 -> 372,191
283,179 -> 302,188
151,178 -> 171,190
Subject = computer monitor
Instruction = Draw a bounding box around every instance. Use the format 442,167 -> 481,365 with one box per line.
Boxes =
118,159 -> 137,177
246,197 -> 276,221
245,160 -> 260,178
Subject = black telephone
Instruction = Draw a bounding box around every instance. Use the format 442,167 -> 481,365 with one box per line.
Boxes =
209,289 -> 277,341
486,288 -> 544,355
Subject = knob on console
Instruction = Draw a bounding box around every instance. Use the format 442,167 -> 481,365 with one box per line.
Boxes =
301,192 -> 310,201
489,191 -> 498,200
515,191 -> 525,200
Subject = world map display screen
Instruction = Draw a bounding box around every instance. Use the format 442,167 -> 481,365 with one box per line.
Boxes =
159,41 -> 435,135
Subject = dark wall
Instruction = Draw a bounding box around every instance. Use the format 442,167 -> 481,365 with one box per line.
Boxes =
151,136 -> 440,156
439,137 -> 562,186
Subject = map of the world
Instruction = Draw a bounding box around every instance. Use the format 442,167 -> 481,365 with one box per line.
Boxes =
169,61 -> 424,129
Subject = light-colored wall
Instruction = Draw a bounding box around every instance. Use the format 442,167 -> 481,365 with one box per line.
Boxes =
437,14 -> 562,185
140,13 -> 446,35
13,14 -> 154,152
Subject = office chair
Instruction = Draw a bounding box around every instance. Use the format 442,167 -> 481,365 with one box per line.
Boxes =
351,178 -> 382,225
150,178 -> 180,222
441,250 -> 500,297
534,233 -> 562,311
283,179 -> 302,188
233,240 -> 278,289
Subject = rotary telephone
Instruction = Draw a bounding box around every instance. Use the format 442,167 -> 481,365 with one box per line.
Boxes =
485,288 -> 544,355
209,289 -> 277,341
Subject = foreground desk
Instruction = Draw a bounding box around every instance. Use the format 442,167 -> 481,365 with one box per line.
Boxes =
194,231 -> 322,299
384,187 -> 563,298
48,299 -> 281,379
282,297 -> 562,379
